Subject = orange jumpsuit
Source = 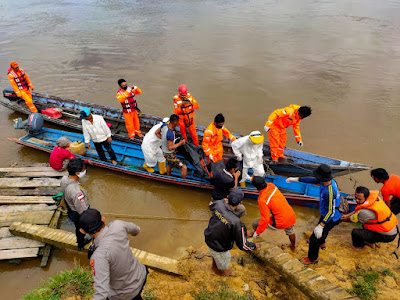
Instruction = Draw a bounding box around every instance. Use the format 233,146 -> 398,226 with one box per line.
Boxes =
116,86 -> 142,138
202,122 -> 236,162
265,104 -> 302,161
173,93 -> 199,146
256,183 -> 296,235
7,68 -> 38,113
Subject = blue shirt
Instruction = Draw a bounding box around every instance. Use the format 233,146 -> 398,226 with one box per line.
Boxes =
299,177 -> 342,224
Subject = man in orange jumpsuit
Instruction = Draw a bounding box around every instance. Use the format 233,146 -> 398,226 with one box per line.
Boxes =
116,79 -> 143,139
202,113 -> 236,163
264,105 -> 311,162
7,61 -> 38,113
173,84 -> 200,146
249,176 -> 297,252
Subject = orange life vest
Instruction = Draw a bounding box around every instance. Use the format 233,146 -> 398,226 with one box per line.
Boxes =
355,190 -> 398,232
7,68 -> 28,90
117,88 -> 137,113
173,93 -> 198,126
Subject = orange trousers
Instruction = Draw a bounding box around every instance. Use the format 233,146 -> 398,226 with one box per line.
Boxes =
20,90 -> 38,113
123,111 -> 140,138
179,120 -> 199,146
268,127 -> 287,161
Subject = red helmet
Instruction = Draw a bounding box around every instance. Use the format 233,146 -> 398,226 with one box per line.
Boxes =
178,84 -> 188,96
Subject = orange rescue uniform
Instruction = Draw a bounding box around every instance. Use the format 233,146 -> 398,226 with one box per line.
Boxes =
265,104 -> 302,161
173,93 -> 199,146
255,183 -> 296,235
7,68 -> 37,113
116,86 -> 142,138
381,175 -> 400,202
202,122 -> 236,162
355,190 -> 398,233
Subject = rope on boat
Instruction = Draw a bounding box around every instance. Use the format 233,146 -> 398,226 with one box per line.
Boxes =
102,212 -> 208,222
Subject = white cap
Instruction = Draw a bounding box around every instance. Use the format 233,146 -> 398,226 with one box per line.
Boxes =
162,117 -> 170,123
250,130 -> 262,137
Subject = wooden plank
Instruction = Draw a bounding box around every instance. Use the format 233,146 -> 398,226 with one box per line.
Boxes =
0,237 -> 44,250
0,187 -> 62,196
0,204 -> 57,214
0,227 -> 12,238
5,171 -> 67,178
26,137 -> 53,147
10,223 -> 182,275
0,167 -> 57,173
0,211 -> 54,227
0,178 -> 60,189
0,248 -> 39,260
40,209 -> 62,268
0,195 -> 55,204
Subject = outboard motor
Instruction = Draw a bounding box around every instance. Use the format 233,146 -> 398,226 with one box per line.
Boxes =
3,87 -> 19,101
27,113 -> 44,134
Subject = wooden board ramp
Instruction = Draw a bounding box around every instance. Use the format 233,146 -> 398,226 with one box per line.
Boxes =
0,163 -> 61,262
9,222 -> 182,276
252,241 -> 358,300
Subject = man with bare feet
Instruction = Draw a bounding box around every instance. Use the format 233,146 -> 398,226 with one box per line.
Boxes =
204,189 -> 259,276
341,186 -> 398,250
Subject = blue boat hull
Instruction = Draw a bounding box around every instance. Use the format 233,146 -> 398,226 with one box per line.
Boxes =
9,127 -> 356,211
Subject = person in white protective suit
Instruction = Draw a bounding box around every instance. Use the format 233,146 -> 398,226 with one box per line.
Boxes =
141,117 -> 169,174
231,131 -> 265,187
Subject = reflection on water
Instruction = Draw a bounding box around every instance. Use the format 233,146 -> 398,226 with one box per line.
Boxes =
1,0 -> 400,298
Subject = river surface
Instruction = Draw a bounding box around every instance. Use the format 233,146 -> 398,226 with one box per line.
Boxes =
1,0 -> 400,298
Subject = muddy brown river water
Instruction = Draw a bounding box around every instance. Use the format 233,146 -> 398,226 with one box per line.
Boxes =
1,0 -> 400,298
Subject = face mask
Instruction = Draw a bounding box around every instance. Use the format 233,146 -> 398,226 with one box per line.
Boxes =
216,125 -> 223,129
77,169 -> 87,178
121,86 -> 128,90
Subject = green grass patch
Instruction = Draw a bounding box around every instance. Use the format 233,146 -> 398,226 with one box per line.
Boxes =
143,288 -> 157,300
21,265 -> 94,300
193,286 -> 255,300
347,269 -> 380,300
381,268 -> 396,278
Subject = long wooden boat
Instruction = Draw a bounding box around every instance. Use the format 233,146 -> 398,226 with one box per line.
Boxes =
9,127 -> 356,211
2,87 -> 371,177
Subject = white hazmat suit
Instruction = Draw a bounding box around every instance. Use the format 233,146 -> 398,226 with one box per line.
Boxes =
231,133 -> 264,182
141,122 -> 166,167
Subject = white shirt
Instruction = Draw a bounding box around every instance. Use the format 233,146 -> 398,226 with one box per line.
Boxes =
231,135 -> 263,168
82,114 -> 112,144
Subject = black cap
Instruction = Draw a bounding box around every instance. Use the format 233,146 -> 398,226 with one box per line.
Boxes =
313,164 -> 333,182
252,176 -> 267,190
228,189 -> 244,206
79,208 -> 104,234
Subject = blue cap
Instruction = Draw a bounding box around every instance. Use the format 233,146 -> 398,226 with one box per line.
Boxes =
80,108 -> 91,119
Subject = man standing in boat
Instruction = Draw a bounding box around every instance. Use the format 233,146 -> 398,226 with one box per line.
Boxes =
80,108 -> 117,165
286,164 -> 341,265
173,84 -> 200,146
161,114 -> 187,179
116,79 -> 143,139
7,61 -> 38,113
264,105 -> 311,162
202,113 -> 236,163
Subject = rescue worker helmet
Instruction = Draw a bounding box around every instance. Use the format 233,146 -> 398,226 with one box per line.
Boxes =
178,84 -> 188,96
10,61 -> 19,69
249,131 -> 264,144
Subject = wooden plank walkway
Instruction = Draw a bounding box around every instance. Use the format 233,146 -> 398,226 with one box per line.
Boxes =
10,222 -> 182,276
0,163 -> 60,262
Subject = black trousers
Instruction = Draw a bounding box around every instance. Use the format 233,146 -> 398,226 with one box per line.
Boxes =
67,209 -> 85,246
352,228 -> 397,247
94,140 -> 117,162
308,217 -> 340,261
391,197 -> 400,215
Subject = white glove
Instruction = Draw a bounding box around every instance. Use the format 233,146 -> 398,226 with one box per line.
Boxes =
314,224 -> 324,239
237,155 -> 242,161
253,232 -> 258,238
264,125 -> 270,133
297,141 -> 303,147
209,154 -> 213,162
286,177 -> 299,183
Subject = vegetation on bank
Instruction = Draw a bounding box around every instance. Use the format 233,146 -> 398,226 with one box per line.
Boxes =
21,265 -> 94,300
347,268 -> 397,300
193,286 -> 255,300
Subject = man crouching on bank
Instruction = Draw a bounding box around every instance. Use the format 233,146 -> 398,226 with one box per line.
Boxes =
204,189 -> 260,276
